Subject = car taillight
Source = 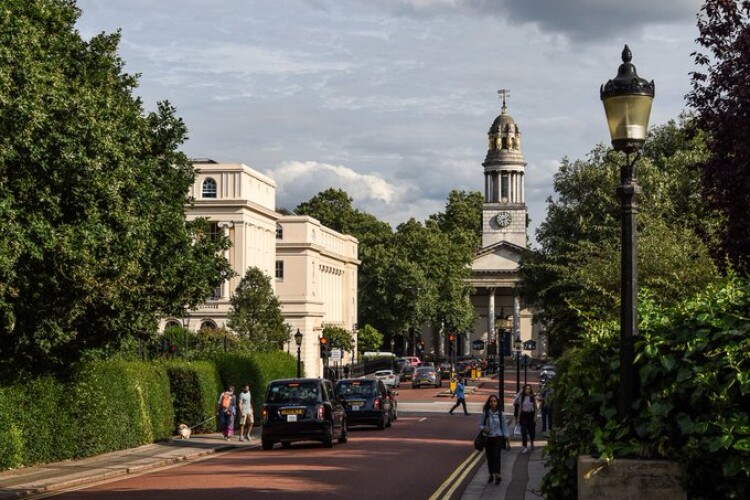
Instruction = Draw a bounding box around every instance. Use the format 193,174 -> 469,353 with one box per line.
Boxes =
374,398 -> 381,410
317,405 -> 325,420
261,405 -> 269,424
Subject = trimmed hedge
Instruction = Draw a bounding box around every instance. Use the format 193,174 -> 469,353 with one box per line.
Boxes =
211,351 -> 298,415
0,351 -> 298,470
165,361 -> 222,433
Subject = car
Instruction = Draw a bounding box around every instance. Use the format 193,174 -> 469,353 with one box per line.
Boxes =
412,366 -> 442,389
539,363 -> 557,383
261,378 -> 347,450
398,364 -> 416,382
384,385 -> 398,423
335,378 -> 392,429
438,362 -> 453,380
374,369 -> 400,388
400,356 -> 421,367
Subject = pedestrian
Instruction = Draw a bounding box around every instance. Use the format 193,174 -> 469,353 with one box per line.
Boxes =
479,394 -> 510,485
540,383 -> 553,433
513,384 -> 537,453
238,383 -> 254,442
449,377 -> 470,415
217,384 -> 236,441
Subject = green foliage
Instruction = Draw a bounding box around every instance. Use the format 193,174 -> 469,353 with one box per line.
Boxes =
323,325 -> 353,351
357,324 -> 384,354
165,361 -> 222,433
520,119 -> 722,354
542,276 -> 750,499
227,267 -> 290,350
0,0 -> 232,374
211,351 -> 297,416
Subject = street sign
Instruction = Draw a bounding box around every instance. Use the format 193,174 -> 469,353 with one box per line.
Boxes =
472,339 -> 485,350
330,348 -> 342,361
523,340 -> 537,351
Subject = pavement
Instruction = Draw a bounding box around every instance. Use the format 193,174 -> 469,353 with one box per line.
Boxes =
0,374 -> 547,499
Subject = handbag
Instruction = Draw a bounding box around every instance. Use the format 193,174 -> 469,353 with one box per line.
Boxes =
513,423 -> 522,437
474,430 -> 489,451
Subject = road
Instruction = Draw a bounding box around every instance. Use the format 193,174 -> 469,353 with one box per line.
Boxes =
45,370 -> 539,499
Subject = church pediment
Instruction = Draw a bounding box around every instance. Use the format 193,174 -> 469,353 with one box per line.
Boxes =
471,241 -> 527,272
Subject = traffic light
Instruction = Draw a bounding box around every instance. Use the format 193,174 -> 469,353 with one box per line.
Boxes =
319,337 -> 329,358
448,334 -> 455,354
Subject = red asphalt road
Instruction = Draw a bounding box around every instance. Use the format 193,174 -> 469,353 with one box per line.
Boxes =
53,406 -> 480,499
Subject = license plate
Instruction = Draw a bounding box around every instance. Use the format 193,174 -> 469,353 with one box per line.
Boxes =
280,408 -> 304,415
352,405 -> 360,411
287,414 -> 297,422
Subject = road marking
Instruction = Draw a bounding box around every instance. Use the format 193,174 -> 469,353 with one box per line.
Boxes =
428,449 -> 483,500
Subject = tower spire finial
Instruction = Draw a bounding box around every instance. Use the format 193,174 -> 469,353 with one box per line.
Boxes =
497,88 -> 510,113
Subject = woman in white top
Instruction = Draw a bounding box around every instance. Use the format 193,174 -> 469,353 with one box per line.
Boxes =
479,394 -> 510,485
513,384 -> 537,453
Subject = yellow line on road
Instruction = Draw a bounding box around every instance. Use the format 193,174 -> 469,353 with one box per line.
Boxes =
428,449 -> 483,500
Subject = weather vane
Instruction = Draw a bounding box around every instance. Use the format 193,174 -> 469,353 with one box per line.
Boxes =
497,88 -> 510,112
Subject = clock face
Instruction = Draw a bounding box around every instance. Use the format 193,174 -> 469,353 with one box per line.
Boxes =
495,212 -> 512,227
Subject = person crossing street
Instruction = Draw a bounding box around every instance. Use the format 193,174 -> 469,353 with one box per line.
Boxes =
449,377 -> 470,415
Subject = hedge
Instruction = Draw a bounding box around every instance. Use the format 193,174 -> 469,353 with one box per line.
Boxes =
0,351 -> 297,470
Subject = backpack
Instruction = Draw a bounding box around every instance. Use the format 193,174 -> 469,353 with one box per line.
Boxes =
220,393 -> 232,412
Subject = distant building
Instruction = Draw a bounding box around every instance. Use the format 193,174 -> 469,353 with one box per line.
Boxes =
160,159 -> 359,377
466,95 -> 542,361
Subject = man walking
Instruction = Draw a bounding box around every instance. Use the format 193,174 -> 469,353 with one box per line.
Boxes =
449,378 -> 470,415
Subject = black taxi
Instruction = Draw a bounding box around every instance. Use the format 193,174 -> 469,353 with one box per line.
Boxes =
261,378 -> 347,450
335,378 -> 392,430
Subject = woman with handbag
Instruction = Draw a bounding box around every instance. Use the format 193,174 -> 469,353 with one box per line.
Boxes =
479,394 -> 510,485
513,384 -> 537,453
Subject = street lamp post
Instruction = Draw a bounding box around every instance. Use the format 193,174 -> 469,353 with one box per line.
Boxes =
294,328 -> 303,378
495,311 -> 512,405
601,45 -> 654,420
514,338 -> 522,394
391,336 -> 396,370
181,315 -> 189,356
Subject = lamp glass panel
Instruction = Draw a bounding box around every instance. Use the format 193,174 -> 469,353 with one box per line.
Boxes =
603,94 -> 653,142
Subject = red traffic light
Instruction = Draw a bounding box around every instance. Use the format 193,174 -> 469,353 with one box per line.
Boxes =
449,334 -> 455,342
320,337 -> 328,345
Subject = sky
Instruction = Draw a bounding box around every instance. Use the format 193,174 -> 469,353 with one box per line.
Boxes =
75,0 -> 704,247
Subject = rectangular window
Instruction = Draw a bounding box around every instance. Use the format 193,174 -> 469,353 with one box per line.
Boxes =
207,222 -> 220,242
501,172 -> 509,202
275,260 -> 284,279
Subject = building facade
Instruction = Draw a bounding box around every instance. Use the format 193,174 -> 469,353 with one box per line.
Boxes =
160,160 -> 359,378
467,96 -> 543,361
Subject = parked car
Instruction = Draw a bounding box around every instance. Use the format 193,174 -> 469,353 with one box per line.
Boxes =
438,362 -> 453,380
261,378 -> 347,450
374,369 -> 400,388
539,363 -> 556,383
335,378 -> 392,429
398,365 -> 416,382
400,356 -> 421,367
412,366 -> 442,389
384,385 -> 398,423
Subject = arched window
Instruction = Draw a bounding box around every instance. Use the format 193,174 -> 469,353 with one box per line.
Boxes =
164,320 -> 181,330
202,178 -> 217,198
200,320 -> 217,330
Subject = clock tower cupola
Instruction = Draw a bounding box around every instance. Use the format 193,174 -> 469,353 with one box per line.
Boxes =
481,89 -> 527,248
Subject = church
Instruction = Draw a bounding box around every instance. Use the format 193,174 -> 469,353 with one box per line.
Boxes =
466,92 -> 544,363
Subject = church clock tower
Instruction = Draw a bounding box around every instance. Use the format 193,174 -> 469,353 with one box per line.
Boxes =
481,89 -> 527,248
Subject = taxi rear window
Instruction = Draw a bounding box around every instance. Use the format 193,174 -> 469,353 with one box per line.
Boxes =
267,381 -> 320,403
336,380 -> 376,397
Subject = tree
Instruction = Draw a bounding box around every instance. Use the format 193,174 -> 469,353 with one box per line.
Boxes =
0,0 -> 232,375
322,325 -> 353,352
519,120 -> 721,353
227,267 -> 290,350
688,1 -> 750,274
356,324 -> 384,354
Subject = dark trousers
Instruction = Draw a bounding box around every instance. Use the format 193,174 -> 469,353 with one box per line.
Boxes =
519,411 -> 536,447
449,397 -> 468,415
541,405 -> 552,431
484,436 -> 504,474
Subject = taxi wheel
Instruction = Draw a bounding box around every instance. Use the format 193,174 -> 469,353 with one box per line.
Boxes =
322,425 -> 334,448
261,438 -> 274,451
281,441 -> 292,449
338,420 -> 348,444
377,414 -> 387,430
